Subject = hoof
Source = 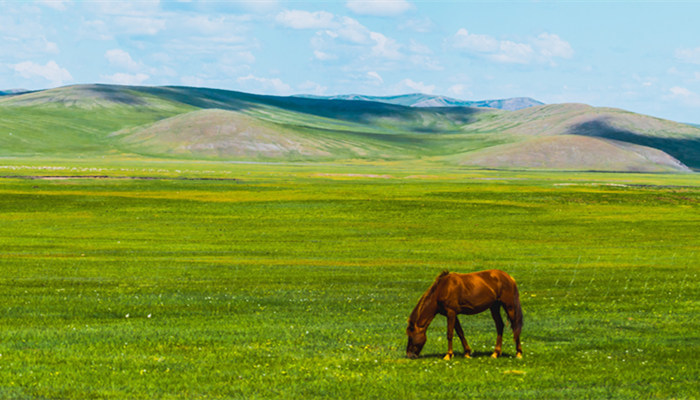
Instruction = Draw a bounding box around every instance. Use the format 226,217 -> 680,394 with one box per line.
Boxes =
464,353 -> 471,359
490,352 -> 500,359
516,353 -> 523,359
443,353 -> 453,361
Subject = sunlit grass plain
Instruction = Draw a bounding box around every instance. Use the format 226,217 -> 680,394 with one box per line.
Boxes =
0,159 -> 698,399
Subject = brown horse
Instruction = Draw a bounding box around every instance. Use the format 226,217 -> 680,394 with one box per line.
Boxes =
406,269 -> 523,360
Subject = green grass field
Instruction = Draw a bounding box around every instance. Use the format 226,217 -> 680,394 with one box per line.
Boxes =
0,160 -> 698,399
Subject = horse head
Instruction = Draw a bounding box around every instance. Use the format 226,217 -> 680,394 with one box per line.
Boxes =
406,322 -> 427,359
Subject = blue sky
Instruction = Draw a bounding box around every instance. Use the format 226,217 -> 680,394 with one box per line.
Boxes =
2,0 -> 700,123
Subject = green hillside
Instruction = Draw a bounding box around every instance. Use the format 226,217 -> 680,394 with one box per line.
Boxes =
1,84 -> 699,172
0,85 -> 195,157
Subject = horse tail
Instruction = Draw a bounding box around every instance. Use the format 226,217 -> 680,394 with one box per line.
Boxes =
511,281 -> 523,334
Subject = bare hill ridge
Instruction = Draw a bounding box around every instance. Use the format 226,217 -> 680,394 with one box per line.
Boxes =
1,84 -> 699,172
111,109 -> 394,159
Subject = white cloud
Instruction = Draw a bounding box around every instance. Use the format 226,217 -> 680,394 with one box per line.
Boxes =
314,50 -> 337,61
0,12 -> 62,57
231,0 -> 280,13
114,16 -> 166,35
346,0 -> 413,16
534,33 -> 574,60
670,86 -> 695,96
369,32 -> 401,59
276,10 -> 336,29
675,47 -> 700,65
104,49 -> 177,83
181,75 -> 206,87
667,86 -> 700,107
396,78 -> 435,94
182,14 -> 251,35
491,41 -> 534,64
82,19 -> 113,40
300,15 -> 374,46
237,74 -> 292,94
165,37 -> 250,57
12,60 -> 72,87
399,17 -> 434,33
452,29 -> 499,53
316,16 -> 406,63
82,0 -> 192,40
90,1 -> 161,16
452,29 -> 573,65
298,80 -> 327,95
37,0 -> 71,11
448,84 -> 471,98
276,9 -> 408,75
409,55 -> 442,71
235,51 -> 256,65
44,40 -> 60,54
85,1 -> 165,35
336,16 -> 371,44
105,49 -> 142,71
103,72 -> 150,85
631,74 -> 656,88
367,71 -> 384,84
408,40 -> 431,55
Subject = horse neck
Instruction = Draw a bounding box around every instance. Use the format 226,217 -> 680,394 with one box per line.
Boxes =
412,290 -> 438,329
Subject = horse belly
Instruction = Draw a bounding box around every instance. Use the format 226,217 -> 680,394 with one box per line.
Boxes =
456,287 -> 497,315
458,303 -> 492,315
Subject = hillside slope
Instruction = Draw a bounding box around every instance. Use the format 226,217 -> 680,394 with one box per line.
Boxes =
0,85 -> 194,156
459,103 -> 700,169
111,108 -> 408,160
453,135 -> 690,172
1,84 -> 698,172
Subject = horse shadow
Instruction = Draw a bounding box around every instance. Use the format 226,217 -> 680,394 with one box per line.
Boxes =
418,351 -> 518,359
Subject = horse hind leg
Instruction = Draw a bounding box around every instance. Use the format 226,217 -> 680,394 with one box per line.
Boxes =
489,304 -> 504,358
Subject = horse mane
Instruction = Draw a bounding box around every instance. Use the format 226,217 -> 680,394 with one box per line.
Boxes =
409,270 -> 450,325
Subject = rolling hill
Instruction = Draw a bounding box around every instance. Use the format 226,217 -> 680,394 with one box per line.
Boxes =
452,135 -> 690,172
1,84 -> 699,172
110,108 -> 407,160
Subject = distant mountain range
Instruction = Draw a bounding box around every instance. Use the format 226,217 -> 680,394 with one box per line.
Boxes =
1,84 -> 698,172
0,89 -> 30,96
295,93 -> 543,111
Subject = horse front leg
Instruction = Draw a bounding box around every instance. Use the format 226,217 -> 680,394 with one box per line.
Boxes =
444,309 -> 456,360
454,316 -> 472,358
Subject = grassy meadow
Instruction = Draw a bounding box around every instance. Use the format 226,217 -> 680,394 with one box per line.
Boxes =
0,159 -> 698,399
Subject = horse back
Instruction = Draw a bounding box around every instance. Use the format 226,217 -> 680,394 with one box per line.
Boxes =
438,269 -> 518,313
